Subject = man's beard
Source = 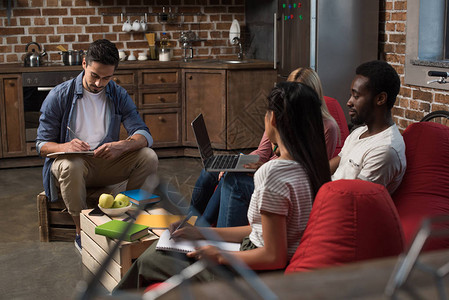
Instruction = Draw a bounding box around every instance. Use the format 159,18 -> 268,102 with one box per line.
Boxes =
350,114 -> 364,126
85,78 -> 103,93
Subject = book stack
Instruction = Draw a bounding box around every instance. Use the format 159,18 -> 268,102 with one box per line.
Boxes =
122,189 -> 161,209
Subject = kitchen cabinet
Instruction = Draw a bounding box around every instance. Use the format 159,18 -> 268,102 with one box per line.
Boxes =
0,60 -> 275,167
183,69 -> 227,148
138,69 -> 181,148
0,74 -> 26,157
183,68 -> 276,150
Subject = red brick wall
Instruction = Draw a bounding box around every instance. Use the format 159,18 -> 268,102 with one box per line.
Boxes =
380,0 -> 449,131
0,0 -> 245,64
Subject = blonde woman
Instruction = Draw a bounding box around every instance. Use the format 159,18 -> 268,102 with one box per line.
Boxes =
287,67 -> 340,158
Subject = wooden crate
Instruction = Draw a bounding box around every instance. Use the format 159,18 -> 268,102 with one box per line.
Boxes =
37,182 -> 128,242
80,208 -> 162,291
37,192 -> 76,242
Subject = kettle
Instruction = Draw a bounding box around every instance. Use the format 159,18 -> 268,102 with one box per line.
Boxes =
24,42 -> 47,67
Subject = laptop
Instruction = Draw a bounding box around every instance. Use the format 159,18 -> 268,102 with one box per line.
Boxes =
191,113 -> 259,172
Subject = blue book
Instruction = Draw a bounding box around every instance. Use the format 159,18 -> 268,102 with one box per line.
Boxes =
122,189 -> 161,208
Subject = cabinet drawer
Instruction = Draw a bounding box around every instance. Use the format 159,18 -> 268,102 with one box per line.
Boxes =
142,110 -> 180,147
141,71 -> 179,85
111,72 -> 135,86
140,90 -> 179,108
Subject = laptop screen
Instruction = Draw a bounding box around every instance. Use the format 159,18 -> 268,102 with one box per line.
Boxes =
191,114 -> 214,162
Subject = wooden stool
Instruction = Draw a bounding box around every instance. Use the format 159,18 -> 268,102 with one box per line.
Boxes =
37,182 -> 127,242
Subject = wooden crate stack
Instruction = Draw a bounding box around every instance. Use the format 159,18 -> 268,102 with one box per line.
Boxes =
80,208 -> 168,291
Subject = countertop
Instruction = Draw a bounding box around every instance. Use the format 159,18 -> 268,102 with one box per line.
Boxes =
0,59 -> 274,74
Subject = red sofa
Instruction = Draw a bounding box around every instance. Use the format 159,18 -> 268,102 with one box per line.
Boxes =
392,121 -> 449,251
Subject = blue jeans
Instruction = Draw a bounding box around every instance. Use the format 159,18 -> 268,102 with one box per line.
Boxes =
189,169 -> 220,226
217,172 -> 255,227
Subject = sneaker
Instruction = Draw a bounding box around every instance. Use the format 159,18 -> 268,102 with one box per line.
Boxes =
75,234 -> 82,254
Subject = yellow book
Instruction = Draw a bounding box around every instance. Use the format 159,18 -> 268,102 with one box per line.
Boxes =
135,214 -> 197,229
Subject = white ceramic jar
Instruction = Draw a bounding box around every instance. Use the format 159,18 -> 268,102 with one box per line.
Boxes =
119,50 -> 127,61
138,52 -> 147,61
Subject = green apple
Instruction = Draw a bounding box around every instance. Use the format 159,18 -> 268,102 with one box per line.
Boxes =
112,199 -> 127,208
115,193 -> 130,207
99,193 -> 114,208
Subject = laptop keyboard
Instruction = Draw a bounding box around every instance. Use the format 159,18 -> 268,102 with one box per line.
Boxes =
207,154 -> 239,169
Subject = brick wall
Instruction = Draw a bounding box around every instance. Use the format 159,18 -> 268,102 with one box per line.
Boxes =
0,0 -> 245,64
380,0 -> 449,131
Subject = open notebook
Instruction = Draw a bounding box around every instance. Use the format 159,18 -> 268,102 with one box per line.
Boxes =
156,229 -> 241,253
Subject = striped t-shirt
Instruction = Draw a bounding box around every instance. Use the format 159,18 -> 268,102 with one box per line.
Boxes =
247,159 -> 313,261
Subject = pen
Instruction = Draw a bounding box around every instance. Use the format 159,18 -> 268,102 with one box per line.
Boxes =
67,126 -> 82,141
169,211 -> 193,240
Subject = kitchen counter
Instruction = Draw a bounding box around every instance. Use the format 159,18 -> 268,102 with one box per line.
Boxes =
0,59 -> 273,74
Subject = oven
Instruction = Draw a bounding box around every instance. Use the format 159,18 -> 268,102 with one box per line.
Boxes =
22,71 -> 81,143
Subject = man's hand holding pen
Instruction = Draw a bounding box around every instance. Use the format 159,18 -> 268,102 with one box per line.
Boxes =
66,126 -> 91,152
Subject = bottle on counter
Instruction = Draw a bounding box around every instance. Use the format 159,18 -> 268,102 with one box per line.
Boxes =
159,32 -> 171,62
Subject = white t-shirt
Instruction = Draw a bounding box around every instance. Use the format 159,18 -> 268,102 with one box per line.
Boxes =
248,159 -> 313,261
332,124 -> 406,194
74,89 -> 108,149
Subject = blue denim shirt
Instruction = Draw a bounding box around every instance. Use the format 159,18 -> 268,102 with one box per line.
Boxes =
36,71 -> 153,202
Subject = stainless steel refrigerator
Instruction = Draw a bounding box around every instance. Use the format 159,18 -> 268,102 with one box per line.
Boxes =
246,0 -> 379,122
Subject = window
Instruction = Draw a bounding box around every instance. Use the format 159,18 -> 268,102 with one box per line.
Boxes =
405,0 -> 449,90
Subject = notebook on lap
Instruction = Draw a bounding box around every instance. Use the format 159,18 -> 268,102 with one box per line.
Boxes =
191,113 -> 259,172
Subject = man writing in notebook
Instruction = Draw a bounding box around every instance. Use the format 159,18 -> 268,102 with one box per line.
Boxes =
330,60 -> 406,194
36,39 -> 158,252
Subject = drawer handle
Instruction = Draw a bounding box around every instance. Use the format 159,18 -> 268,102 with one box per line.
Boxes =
113,77 -> 120,83
158,75 -> 165,82
158,96 -> 165,102
188,75 -> 193,80
158,116 -> 165,122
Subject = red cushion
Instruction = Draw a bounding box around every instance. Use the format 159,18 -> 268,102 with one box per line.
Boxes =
324,96 -> 350,157
392,122 -> 449,251
285,180 -> 404,274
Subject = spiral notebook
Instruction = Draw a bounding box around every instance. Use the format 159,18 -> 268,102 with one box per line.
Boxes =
156,229 -> 241,253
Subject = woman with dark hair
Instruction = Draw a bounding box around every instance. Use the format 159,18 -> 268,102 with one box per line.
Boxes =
192,67 -> 338,228
114,82 -> 331,291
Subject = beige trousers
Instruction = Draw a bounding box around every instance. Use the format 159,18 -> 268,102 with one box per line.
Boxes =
51,148 -> 158,216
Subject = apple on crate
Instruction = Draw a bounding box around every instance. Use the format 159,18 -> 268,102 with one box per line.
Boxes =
113,193 -> 130,208
98,193 -> 114,208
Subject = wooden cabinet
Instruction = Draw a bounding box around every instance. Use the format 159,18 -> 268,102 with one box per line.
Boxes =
138,69 -> 181,148
183,68 -> 276,151
183,70 -> 227,148
0,61 -> 275,166
0,74 -> 26,157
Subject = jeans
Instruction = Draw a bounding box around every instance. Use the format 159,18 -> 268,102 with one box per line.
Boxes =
189,169 -> 219,226
217,172 -> 255,227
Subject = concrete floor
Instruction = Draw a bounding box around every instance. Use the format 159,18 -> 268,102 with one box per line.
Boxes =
0,157 -> 203,300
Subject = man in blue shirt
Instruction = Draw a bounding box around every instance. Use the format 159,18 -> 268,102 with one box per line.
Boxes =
36,39 -> 158,252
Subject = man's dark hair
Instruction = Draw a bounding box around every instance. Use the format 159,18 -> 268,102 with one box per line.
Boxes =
85,39 -> 119,69
355,60 -> 400,109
